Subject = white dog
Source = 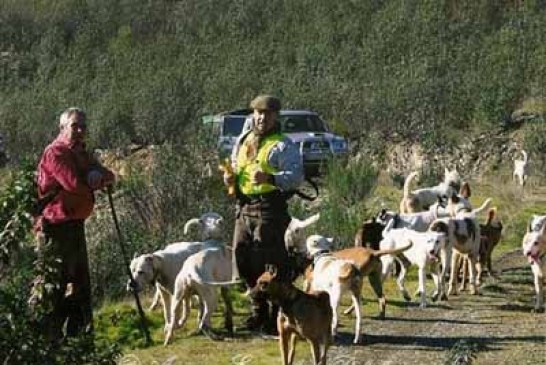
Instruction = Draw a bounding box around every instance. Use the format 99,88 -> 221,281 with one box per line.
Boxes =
521,216 -> 546,312
128,212 -> 225,327
380,226 -> 447,307
284,213 -> 321,252
305,235 -> 363,344
164,243 -> 237,345
513,150 -> 529,186
400,168 -> 461,213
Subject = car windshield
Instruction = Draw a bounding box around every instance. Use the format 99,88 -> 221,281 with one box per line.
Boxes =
222,116 -> 246,136
279,114 -> 328,133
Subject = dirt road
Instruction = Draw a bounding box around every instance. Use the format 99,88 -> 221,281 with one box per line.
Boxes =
324,250 -> 545,365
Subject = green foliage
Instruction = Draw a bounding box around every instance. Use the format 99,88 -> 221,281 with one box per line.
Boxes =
1,0 -> 545,158
0,162 -> 121,364
318,159 -> 377,247
94,302 -> 162,349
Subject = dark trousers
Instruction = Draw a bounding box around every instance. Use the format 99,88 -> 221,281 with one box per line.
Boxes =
233,203 -> 291,325
41,220 -> 93,341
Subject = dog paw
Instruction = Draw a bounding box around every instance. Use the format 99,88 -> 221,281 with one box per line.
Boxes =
402,291 -> 411,301
532,306 -> 545,314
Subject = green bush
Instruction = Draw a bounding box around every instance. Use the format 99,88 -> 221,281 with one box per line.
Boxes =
0,163 -> 121,364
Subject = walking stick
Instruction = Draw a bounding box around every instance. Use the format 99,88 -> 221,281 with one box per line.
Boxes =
106,186 -> 152,346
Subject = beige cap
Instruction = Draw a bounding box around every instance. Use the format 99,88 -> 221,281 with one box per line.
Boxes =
250,95 -> 281,112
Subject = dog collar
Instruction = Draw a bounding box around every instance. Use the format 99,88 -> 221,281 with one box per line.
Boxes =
393,213 -> 401,228
312,249 -> 331,266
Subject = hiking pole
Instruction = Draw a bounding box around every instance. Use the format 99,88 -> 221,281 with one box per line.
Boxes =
106,186 -> 152,346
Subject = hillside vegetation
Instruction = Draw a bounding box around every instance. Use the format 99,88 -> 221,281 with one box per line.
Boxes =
1,0 -> 545,158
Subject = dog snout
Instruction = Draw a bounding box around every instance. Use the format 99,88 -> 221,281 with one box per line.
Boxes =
127,278 -> 141,293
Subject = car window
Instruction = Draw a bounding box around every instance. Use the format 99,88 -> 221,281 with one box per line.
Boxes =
279,114 -> 328,133
222,116 -> 246,136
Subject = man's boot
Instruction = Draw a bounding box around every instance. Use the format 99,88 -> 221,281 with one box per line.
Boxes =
244,297 -> 269,332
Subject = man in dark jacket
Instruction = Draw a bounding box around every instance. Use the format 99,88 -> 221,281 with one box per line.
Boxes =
223,95 -> 304,334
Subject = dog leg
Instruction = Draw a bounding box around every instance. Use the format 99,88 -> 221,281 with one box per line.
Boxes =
164,292 -> 184,346
288,332 -> 297,365
351,292 -> 362,344
328,291 -> 341,340
178,296 -> 191,329
310,339 -> 322,365
159,288 -> 172,335
430,263 -> 443,302
318,339 -> 329,365
220,287 -> 234,335
459,256 -> 468,292
417,266 -> 427,308
368,270 -> 386,319
448,251 -> 460,296
396,259 -> 411,302
149,286 -> 161,311
198,287 -> 217,332
279,324 -> 290,365
468,256 -> 479,295
531,262 -> 544,312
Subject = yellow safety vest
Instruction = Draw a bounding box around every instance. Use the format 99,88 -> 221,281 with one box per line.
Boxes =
236,132 -> 284,195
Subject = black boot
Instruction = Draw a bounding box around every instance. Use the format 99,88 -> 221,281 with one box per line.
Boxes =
244,297 -> 268,332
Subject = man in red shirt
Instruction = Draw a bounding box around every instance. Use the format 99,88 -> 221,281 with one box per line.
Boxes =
36,107 -> 114,342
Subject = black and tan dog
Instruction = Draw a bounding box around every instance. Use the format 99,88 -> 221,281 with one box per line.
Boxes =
251,265 -> 332,365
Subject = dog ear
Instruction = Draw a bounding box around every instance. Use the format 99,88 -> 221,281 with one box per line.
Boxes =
266,264 -> 278,277
151,255 -> 162,272
460,182 -> 471,198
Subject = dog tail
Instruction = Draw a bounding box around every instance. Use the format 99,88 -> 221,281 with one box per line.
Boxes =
485,207 -> 497,225
470,198 -> 492,217
402,171 -> 419,199
521,150 -> 528,163
338,262 -> 358,280
370,240 -> 413,257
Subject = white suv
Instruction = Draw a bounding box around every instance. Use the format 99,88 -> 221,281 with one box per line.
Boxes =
212,109 -> 349,173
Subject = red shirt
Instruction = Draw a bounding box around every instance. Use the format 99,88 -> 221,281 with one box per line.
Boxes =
37,136 -> 115,224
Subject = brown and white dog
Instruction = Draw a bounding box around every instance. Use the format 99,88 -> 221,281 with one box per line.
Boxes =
429,215 -> 481,296
305,235 -> 364,344
399,168 -> 461,214
251,265 -> 332,365
513,150 -> 529,187
521,217 -> 546,312
459,208 -> 503,290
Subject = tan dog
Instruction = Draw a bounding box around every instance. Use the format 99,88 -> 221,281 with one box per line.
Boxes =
305,235 -> 364,343
301,238 -> 412,323
251,265 -> 332,365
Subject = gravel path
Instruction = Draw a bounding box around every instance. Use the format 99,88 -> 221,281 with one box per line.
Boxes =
322,250 -> 546,365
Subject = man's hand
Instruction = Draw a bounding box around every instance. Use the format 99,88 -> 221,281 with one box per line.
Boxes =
251,170 -> 274,185
87,170 -> 103,189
